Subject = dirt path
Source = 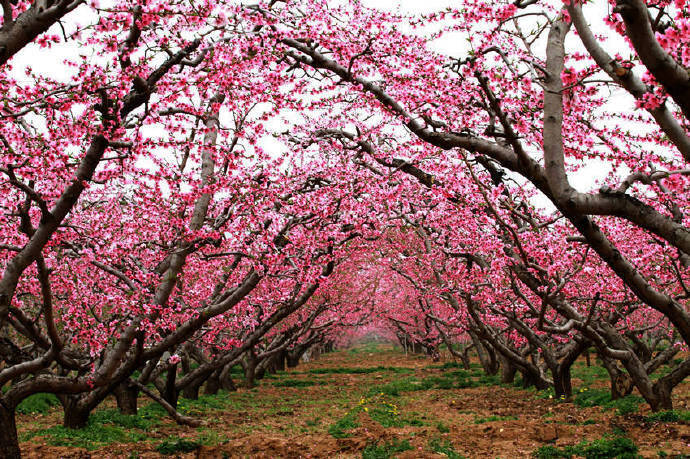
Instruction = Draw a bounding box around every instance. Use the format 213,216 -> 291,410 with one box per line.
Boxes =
18,344 -> 690,458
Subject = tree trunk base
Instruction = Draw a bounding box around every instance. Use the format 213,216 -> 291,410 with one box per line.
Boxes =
0,404 -> 20,459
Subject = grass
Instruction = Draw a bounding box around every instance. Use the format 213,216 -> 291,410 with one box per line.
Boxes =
90,408 -> 159,430
572,364 -> 609,386
361,439 -> 412,459
176,391 -> 233,415
532,436 -> 640,459
573,388 -> 643,416
22,423 -> 146,450
429,437 -> 466,459
271,378 -> 323,387
644,410 -> 690,423
328,412 -> 360,438
436,421 -> 451,433
16,393 -> 61,414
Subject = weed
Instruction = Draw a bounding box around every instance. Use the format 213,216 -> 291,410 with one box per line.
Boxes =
361,439 -> 412,459
436,421 -> 451,433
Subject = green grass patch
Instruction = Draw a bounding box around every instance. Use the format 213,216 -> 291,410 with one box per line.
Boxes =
328,412 -> 360,438
16,393 -> 60,414
645,410 -> 690,423
22,423 -> 145,450
177,391 -> 232,415
362,439 -> 412,459
271,378 -> 323,387
436,421 -> 451,433
572,364 -> 609,385
532,436 -> 640,459
573,388 -> 643,415
90,408 -> 158,430
429,437 -> 466,458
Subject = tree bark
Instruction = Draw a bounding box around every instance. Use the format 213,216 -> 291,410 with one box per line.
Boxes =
114,382 -> 139,415
182,382 -> 200,400
499,355 -> 517,384
61,397 -> 91,429
162,365 -> 179,409
243,350 -> 258,388
553,365 -> 574,401
219,364 -> 237,392
204,370 -> 221,395
0,403 -> 20,459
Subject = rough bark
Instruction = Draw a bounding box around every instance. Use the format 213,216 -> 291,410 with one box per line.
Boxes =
114,382 -> 138,415
499,355 -> 517,384
0,402 -> 20,459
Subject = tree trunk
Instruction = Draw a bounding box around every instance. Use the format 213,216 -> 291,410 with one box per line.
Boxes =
114,382 -> 139,415
182,382 -> 200,400
162,365 -> 179,409
287,352 -> 301,368
244,351 -> 258,388
219,364 -> 237,392
61,397 -> 91,429
0,403 -> 20,459
205,370 -> 221,395
650,383 -> 673,411
469,331 -> 498,375
499,355 -> 517,384
600,357 -> 633,400
275,351 -> 286,372
553,365 -> 573,401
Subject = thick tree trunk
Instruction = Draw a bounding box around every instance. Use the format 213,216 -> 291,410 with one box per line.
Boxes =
499,355 -> 517,384
0,403 -> 20,459
650,383 -> 673,411
219,364 -> 237,392
275,351 -> 286,372
114,382 -> 139,415
286,352 -> 301,368
600,357 -> 633,400
61,398 -> 91,429
182,382 -> 200,400
204,370 -> 221,395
